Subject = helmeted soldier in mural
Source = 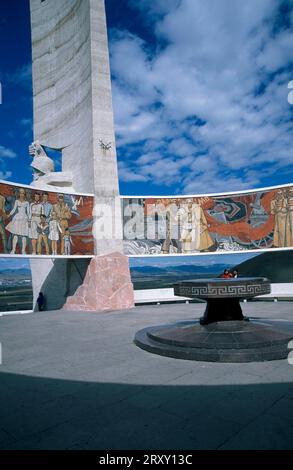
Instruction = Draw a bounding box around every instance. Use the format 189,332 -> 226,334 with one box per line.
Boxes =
271,189 -> 292,247
287,187 -> 293,244
53,194 -> 72,255
154,198 -> 180,254
37,214 -> 50,255
41,192 -> 53,220
175,198 -> 214,253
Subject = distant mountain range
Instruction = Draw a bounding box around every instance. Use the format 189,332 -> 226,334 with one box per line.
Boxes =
0,250 -> 292,290
0,268 -> 31,275
131,251 -> 293,289
130,263 -> 229,289
0,268 -> 31,282
131,263 -> 228,278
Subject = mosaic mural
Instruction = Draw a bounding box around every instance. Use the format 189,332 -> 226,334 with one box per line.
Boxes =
122,185 -> 293,255
0,182 -> 94,256
1,181 -> 293,257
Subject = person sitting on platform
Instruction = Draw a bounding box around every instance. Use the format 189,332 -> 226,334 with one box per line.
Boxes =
221,269 -> 233,279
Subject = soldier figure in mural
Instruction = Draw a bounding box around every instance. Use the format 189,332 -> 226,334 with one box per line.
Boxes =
0,193 -> 7,253
176,198 -> 214,253
37,214 -> 50,255
155,198 -> 180,254
0,178 -> 94,257
271,189 -> 292,247
41,192 -> 53,220
53,194 -> 72,255
287,187 -> 293,243
5,188 -> 30,254
161,210 -> 179,253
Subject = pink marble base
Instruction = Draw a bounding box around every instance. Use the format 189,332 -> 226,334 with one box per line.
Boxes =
63,252 -> 134,311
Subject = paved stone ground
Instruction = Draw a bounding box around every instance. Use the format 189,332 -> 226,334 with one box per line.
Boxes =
0,301 -> 293,450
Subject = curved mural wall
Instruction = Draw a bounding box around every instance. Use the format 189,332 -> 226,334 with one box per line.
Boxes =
0,181 -> 94,256
1,180 -> 293,257
122,183 -> 293,255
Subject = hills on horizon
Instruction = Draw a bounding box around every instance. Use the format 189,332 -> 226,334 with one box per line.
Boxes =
131,263 -> 228,277
130,262 -> 229,289
0,268 -> 31,275
130,250 -> 293,288
0,250 -> 292,288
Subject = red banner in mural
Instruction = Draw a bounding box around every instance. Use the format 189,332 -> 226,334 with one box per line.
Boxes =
122,185 -> 293,255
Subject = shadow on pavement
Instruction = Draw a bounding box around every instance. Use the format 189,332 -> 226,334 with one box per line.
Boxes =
0,371 -> 292,450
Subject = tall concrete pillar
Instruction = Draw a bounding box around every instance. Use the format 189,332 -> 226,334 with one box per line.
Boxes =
29,0 -> 134,311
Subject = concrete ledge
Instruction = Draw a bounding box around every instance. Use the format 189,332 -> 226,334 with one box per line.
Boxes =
134,288 -> 191,304
0,310 -> 33,316
257,283 -> 293,299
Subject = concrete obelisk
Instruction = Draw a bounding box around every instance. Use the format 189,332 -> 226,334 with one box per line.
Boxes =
29,0 -> 134,311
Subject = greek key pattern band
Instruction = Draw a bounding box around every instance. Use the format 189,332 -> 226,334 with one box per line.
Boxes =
174,283 -> 271,298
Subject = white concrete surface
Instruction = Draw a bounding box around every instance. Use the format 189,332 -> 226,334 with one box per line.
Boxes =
1,303 -> 293,449
0,310 -> 33,317
30,0 -> 122,253
258,283 -> 293,299
134,288 -> 191,304
29,0 -> 125,308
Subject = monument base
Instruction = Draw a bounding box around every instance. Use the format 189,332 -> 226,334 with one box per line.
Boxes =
63,252 -> 134,312
30,258 -> 90,311
134,319 -> 293,362
200,298 -> 245,324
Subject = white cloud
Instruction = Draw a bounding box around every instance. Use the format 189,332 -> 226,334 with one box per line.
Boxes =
0,170 -> 12,180
8,63 -> 32,87
110,0 -> 293,193
0,145 -> 16,158
20,118 -> 32,127
0,145 -> 16,180
257,30 -> 293,72
118,162 -> 149,182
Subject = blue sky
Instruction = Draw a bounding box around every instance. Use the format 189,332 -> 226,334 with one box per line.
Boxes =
110,0 -> 293,195
0,0 -> 293,195
0,0 -> 292,272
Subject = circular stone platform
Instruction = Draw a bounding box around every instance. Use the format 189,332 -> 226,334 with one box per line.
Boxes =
134,319 -> 293,362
